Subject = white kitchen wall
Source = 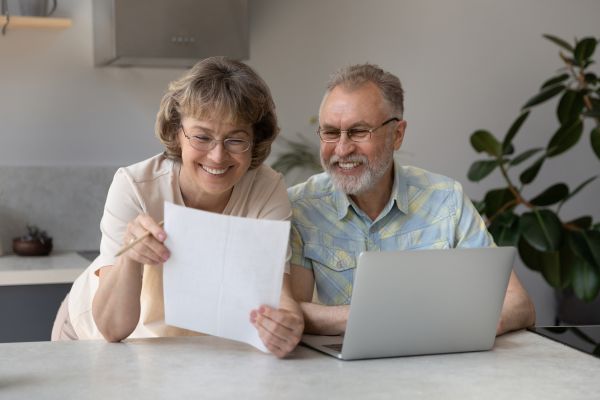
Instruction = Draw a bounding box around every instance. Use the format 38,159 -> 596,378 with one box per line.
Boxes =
0,0 -> 599,323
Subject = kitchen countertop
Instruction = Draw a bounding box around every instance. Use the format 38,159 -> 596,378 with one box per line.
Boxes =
0,330 -> 599,399
0,251 -> 91,286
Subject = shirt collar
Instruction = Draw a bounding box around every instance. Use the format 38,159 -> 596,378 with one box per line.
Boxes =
332,161 -> 409,220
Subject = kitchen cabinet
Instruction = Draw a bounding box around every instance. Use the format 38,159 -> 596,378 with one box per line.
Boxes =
0,252 -> 89,342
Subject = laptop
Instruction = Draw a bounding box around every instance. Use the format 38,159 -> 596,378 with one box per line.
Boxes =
301,247 -> 515,360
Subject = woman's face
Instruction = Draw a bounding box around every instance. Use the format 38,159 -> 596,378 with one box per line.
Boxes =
178,116 -> 253,208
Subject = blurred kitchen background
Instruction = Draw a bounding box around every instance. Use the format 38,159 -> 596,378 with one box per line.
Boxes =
0,0 -> 599,341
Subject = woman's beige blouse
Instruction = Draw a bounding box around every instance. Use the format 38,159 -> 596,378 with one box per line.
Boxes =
68,153 -> 292,339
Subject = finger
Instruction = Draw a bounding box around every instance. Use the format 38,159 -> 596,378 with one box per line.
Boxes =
136,236 -> 170,263
137,214 -> 166,242
254,324 -> 289,358
256,315 -> 290,343
125,220 -> 170,263
122,230 -> 165,264
128,246 -> 161,266
125,234 -> 166,265
251,310 -> 298,357
259,306 -> 303,337
255,312 -> 300,354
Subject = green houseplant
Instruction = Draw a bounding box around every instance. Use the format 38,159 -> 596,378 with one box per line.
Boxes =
467,34 -> 600,303
271,117 -> 322,181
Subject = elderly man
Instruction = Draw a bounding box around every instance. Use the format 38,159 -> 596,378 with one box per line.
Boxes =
289,63 -> 535,336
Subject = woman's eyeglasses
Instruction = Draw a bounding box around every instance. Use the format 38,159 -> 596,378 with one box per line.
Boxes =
181,125 -> 252,154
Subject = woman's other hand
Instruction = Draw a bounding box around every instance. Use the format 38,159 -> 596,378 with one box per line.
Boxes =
123,214 -> 169,265
250,305 -> 304,358
249,274 -> 304,358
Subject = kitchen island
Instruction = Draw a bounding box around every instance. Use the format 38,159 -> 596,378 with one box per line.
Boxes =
0,330 -> 598,399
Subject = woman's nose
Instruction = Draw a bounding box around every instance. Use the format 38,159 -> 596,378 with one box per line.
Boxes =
207,141 -> 227,162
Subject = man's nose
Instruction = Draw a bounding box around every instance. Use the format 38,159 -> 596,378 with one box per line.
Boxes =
334,133 -> 356,157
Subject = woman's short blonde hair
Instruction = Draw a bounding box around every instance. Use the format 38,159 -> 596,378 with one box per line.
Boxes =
156,56 -> 279,169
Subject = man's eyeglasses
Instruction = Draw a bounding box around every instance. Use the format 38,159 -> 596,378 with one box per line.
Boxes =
317,117 -> 400,143
181,125 -> 252,154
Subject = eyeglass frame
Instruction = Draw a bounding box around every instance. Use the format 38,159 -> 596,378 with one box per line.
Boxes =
316,117 -> 401,143
180,124 -> 253,154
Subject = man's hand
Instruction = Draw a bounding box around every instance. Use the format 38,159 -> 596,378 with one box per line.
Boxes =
496,271 -> 536,336
250,305 -> 304,358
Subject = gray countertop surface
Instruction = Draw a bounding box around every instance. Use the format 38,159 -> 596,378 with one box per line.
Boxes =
0,251 -> 90,285
0,330 -> 598,399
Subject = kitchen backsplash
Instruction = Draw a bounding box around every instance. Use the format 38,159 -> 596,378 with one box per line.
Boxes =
0,166 -> 117,254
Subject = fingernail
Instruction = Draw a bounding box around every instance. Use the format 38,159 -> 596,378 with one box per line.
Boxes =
250,310 -> 257,323
158,233 -> 166,241
259,306 -> 266,314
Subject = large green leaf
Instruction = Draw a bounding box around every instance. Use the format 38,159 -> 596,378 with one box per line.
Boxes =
530,183 -> 569,206
566,216 -> 593,230
520,210 -> 563,252
522,84 -> 565,110
519,155 -> 546,184
568,230 -> 600,269
570,257 -> 600,302
546,119 -> 583,157
483,188 -> 516,218
541,74 -> 570,89
543,34 -> 574,52
509,148 -> 543,166
488,213 -> 520,246
502,111 -> 529,152
574,37 -> 598,64
470,130 -> 502,156
467,160 -> 498,182
556,90 -> 584,125
518,237 -> 564,287
541,250 -> 568,288
518,237 -> 543,271
592,127 -> 600,159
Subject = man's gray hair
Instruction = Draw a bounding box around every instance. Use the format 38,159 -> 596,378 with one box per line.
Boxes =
326,63 -> 404,118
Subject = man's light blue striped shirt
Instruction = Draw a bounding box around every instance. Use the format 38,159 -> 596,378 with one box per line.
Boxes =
288,163 -> 494,306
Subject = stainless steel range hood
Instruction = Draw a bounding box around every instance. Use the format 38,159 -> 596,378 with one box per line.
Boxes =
92,0 -> 248,68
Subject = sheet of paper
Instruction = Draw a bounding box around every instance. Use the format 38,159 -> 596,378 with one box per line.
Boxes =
162,201 -> 290,352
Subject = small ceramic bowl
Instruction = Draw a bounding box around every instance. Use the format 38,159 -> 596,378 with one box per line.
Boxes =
12,238 -> 53,256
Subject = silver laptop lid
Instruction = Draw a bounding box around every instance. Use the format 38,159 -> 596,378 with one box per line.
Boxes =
338,247 -> 515,360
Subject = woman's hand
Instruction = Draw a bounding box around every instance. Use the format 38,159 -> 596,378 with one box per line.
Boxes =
249,275 -> 304,357
123,214 -> 169,265
93,214 -> 169,342
250,305 -> 304,358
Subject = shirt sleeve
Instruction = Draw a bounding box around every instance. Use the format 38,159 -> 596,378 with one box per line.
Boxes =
90,168 -> 144,273
452,181 -> 495,248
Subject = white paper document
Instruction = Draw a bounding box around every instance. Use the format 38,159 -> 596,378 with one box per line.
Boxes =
162,201 -> 290,352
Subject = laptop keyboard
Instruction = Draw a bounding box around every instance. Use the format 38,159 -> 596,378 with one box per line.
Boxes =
324,343 -> 343,352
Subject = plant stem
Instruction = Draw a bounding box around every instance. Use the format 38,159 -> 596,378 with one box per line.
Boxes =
561,52 -> 600,126
498,157 -> 533,208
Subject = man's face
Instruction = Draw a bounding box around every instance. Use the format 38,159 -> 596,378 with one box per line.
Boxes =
319,82 -> 405,195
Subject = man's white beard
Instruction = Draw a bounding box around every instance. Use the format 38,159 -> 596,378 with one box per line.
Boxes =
322,148 -> 394,195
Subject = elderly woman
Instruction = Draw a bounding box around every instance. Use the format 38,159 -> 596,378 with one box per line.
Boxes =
52,57 -> 303,357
